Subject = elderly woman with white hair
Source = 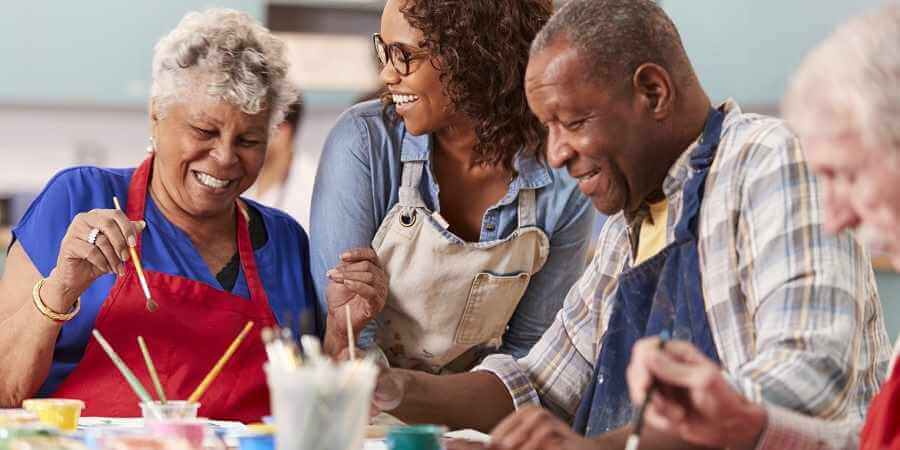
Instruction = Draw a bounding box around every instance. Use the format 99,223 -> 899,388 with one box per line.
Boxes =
623,4 -> 900,450
0,9 -> 383,423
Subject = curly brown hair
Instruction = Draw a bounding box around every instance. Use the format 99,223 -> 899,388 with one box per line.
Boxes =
384,0 -> 552,172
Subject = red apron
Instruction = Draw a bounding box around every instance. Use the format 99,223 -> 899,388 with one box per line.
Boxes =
53,156 -> 278,423
861,365 -> 900,450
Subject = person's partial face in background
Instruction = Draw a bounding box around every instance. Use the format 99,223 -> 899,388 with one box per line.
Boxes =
262,120 -> 297,185
378,0 -> 461,136
803,132 -> 900,268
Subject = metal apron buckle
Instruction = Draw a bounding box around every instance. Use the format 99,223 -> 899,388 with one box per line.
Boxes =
399,209 -> 417,227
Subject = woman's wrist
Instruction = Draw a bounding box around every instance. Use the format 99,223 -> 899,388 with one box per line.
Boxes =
41,271 -> 81,313
323,313 -> 350,356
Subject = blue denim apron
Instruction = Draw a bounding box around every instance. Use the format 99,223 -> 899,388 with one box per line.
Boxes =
572,108 -> 725,437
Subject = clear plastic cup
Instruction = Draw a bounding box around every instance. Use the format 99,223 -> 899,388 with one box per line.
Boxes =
85,426 -> 192,450
140,401 -> 200,421
21,399 -> 85,432
265,361 -> 378,450
144,419 -> 207,448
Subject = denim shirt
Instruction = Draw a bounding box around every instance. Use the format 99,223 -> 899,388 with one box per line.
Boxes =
310,100 -> 598,358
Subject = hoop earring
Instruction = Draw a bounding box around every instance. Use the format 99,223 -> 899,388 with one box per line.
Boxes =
147,136 -> 156,154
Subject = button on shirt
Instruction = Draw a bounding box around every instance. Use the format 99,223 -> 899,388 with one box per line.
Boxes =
310,100 -> 598,357
475,100 -> 891,433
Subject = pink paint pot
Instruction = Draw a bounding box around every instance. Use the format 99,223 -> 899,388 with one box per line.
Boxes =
145,419 -> 207,449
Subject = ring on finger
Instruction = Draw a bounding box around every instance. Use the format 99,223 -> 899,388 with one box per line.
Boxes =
86,227 -> 102,246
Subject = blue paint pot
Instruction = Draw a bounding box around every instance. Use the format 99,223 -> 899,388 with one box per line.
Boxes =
238,434 -> 275,450
386,425 -> 446,450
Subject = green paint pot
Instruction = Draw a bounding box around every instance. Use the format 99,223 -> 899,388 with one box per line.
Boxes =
386,425 -> 447,450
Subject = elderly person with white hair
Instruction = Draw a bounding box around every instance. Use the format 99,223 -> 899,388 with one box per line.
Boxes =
624,4 -> 900,450
0,9 -> 384,423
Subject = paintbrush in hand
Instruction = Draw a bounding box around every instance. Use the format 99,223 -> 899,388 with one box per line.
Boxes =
112,196 -> 157,312
625,328 -> 672,450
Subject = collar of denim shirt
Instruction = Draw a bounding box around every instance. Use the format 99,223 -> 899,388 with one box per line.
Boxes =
399,130 -> 552,207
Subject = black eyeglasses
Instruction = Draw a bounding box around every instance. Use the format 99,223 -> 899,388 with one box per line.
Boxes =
373,33 -> 429,76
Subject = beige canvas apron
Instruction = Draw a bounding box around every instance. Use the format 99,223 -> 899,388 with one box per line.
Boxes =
372,161 -> 550,373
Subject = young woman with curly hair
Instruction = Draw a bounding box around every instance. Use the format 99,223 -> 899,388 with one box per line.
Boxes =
310,0 -> 596,374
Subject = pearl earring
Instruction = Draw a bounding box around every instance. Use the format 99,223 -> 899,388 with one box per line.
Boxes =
147,137 -> 156,154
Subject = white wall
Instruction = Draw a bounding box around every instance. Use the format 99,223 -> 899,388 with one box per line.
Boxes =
0,106 -> 148,194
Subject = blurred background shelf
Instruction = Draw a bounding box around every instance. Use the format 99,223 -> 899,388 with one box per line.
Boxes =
267,0 -> 385,13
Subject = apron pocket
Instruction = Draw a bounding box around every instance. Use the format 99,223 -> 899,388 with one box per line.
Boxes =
454,272 -> 531,346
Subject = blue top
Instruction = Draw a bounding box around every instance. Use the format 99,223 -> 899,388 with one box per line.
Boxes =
13,166 -> 320,395
310,100 -> 599,358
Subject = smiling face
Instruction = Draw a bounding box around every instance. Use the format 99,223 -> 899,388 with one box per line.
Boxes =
803,133 -> 900,266
378,0 -> 462,136
151,95 -> 270,218
526,40 -> 665,216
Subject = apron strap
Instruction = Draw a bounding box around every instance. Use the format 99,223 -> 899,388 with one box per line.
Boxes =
517,188 -> 537,228
398,161 -> 428,209
673,107 -> 725,243
234,201 -> 271,312
125,154 -> 271,312
126,156 -> 154,251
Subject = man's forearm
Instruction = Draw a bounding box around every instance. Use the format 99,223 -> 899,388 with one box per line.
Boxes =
391,370 -> 516,433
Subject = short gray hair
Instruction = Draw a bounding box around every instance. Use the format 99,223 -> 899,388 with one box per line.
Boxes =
150,8 -> 296,130
783,3 -> 900,153
532,0 -> 691,84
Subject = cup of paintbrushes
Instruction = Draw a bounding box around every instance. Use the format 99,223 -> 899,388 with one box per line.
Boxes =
265,359 -> 377,450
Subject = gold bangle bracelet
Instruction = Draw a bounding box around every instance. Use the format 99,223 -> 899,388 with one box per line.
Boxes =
32,278 -> 80,323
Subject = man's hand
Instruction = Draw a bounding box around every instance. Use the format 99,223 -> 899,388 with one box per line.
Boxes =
627,338 -> 767,450
489,406 -> 596,450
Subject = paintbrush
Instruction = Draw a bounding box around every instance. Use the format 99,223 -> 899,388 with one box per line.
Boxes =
188,321 -> 254,403
92,329 -> 153,403
262,327 -> 278,364
345,304 -> 356,361
112,196 -> 157,312
137,336 -> 167,404
625,328 -> 672,450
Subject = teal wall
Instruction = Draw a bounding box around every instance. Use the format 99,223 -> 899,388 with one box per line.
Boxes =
664,0 -> 886,105
0,1 -> 263,107
877,272 -> 900,340
4,1 -> 889,108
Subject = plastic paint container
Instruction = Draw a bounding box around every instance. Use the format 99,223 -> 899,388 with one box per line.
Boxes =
386,425 -> 447,450
140,401 -> 200,421
145,419 -> 207,448
101,433 -> 193,450
21,399 -> 85,432
238,433 -> 275,450
84,427 -> 187,450
0,409 -> 40,427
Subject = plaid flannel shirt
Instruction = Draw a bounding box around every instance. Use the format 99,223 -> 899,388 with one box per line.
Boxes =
757,337 -> 900,450
475,100 -> 891,447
